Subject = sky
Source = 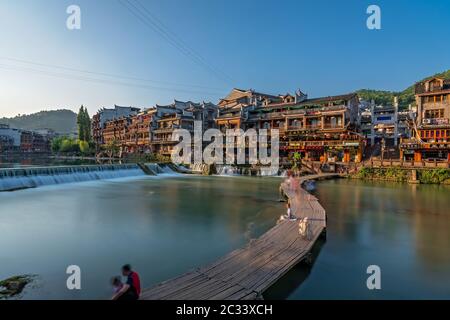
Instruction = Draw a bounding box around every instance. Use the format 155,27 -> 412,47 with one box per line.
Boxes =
0,0 -> 449,117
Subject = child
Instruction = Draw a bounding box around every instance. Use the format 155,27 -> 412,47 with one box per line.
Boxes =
111,275 -> 137,300
111,276 -> 123,295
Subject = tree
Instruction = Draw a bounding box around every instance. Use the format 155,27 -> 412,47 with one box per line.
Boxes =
77,106 -> 85,141
77,106 -> 92,143
51,136 -> 64,153
104,139 -> 120,159
83,108 -> 92,143
79,140 -> 90,155
59,138 -> 80,153
292,152 -> 302,171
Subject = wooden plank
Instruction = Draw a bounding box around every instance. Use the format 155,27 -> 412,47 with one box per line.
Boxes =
141,173 -> 332,300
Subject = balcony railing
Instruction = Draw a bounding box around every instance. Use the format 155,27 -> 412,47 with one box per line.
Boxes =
288,139 -> 360,148
422,118 -> 449,125
285,124 -> 344,131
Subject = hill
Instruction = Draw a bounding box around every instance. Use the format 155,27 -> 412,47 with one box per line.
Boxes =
0,109 -> 77,134
357,69 -> 450,109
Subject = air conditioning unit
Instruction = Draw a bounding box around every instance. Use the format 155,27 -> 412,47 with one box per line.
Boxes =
423,119 -> 432,124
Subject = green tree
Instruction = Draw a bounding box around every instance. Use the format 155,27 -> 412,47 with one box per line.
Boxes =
59,138 -> 79,153
79,140 -> 90,155
77,106 -> 85,141
51,136 -> 64,153
292,152 -> 301,171
83,108 -> 92,143
77,106 -> 92,143
104,139 -> 120,159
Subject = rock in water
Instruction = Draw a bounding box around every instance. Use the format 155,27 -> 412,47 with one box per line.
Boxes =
0,275 -> 36,299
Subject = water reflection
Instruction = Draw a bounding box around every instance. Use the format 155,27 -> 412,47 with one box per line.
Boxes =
1,176 -> 449,299
0,175 -> 283,299
265,179 -> 450,299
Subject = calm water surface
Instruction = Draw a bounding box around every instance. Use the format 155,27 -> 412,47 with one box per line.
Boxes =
266,179 -> 450,299
0,175 -> 283,299
1,176 -> 449,299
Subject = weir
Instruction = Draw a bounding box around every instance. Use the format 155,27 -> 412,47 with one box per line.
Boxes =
140,173 -> 339,300
0,163 -> 178,192
215,165 -> 286,177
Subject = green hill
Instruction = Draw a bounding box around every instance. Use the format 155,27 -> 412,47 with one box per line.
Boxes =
0,109 -> 77,134
357,69 -> 450,109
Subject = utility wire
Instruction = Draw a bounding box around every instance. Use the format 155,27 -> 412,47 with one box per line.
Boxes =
118,0 -> 233,86
0,56 -> 224,91
0,63 -> 224,97
133,0 -> 234,84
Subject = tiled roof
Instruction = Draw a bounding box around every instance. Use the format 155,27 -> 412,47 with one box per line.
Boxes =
218,88 -> 280,106
257,93 -> 357,110
415,77 -> 450,94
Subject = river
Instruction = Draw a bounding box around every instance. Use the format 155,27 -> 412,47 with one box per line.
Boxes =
0,175 -> 283,299
0,176 -> 449,299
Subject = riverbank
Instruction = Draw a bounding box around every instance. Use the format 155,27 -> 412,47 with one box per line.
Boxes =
350,167 -> 450,184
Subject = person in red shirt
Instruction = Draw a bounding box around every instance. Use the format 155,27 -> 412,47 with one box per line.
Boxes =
112,264 -> 141,300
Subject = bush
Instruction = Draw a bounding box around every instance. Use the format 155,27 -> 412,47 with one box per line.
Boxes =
355,167 -> 407,182
419,169 -> 450,184
51,136 -> 81,154
79,140 -> 90,155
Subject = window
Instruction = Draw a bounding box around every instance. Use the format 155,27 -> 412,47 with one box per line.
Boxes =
330,117 -> 337,127
425,109 -> 444,119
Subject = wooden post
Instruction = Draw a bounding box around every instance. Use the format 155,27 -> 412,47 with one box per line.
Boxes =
408,169 -> 420,184
356,146 -> 362,163
343,150 -> 350,163
414,151 -> 422,162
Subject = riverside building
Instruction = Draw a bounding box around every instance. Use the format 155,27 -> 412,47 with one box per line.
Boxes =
245,91 -> 363,163
359,97 -> 411,147
0,124 -> 52,153
400,77 -> 450,161
92,105 -> 140,149
92,89 -> 364,163
93,100 -> 218,157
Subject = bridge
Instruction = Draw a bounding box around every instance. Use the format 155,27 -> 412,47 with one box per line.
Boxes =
140,173 -> 339,300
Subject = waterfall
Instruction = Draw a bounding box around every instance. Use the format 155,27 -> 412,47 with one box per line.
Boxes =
215,165 -> 284,177
157,164 -> 179,175
0,164 -> 144,192
145,163 -> 164,174
259,167 -> 281,177
215,165 -> 240,176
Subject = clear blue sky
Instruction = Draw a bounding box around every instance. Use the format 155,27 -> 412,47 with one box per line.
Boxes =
0,0 -> 449,117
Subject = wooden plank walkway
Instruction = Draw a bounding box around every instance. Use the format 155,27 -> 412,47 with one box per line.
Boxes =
140,173 -> 338,300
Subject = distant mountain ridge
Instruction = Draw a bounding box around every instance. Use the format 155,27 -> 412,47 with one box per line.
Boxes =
0,109 -> 77,134
357,69 -> 450,109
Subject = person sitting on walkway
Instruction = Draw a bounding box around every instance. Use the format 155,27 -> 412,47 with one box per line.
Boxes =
110,276 -> 135,301
298,217 -> 312,240
112,264 -> 141,300
286,201 -> 296,221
